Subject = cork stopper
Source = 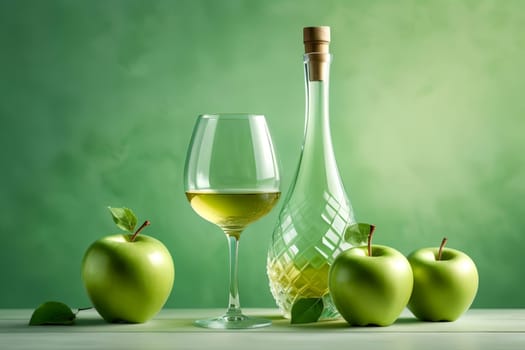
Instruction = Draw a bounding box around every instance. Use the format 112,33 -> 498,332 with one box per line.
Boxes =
303,26 -> 331,81
303,26 -> 331,54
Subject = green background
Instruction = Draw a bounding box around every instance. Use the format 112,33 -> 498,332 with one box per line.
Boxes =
1,0 -> 524,309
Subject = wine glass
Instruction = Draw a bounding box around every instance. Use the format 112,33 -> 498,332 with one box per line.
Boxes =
184,113 -> 281,329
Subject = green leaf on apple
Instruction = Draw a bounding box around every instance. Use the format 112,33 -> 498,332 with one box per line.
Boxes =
29,301 -> 76,325
344,223 -> 375,245
290,297 -> 324,324
108,207 -> 138,233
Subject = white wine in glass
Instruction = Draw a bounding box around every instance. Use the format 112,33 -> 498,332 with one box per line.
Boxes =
186,191 -> 280,238
184,114 -> 280,329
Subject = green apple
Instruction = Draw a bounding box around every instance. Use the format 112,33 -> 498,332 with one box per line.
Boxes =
329,227 -> 413,326
407,238 -> 478,322
82,209 -> 175,323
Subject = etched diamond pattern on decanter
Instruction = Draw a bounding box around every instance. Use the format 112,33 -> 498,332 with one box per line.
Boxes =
267,189 -> 354,319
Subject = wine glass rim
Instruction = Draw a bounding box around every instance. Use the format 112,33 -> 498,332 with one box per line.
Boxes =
199,113 -> 265,119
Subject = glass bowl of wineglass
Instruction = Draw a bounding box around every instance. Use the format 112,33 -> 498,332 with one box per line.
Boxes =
184,113 -> 280,329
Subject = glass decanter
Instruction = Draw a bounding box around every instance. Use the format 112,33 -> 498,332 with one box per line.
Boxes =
267,26 -> 362,319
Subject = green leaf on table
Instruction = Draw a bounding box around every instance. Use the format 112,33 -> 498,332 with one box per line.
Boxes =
29,301 -> 76,325
108,207 -> 137,232
290,297 -> 324,324
344,223 -> 375,245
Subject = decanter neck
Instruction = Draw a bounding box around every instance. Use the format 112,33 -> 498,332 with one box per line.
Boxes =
303,53 -> 332,145
304,53 -> 332,123
297,53 -> 345,199
304,52 -> 331,82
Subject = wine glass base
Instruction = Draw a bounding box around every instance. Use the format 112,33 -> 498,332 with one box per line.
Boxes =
194,314 -> 271,329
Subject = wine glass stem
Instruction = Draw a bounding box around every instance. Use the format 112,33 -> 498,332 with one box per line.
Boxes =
225,232 -> 242,317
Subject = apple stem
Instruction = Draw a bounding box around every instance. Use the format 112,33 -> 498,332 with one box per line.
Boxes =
438,237 -> 448,260
367,225 -> 376,257
130,220 -> 150,242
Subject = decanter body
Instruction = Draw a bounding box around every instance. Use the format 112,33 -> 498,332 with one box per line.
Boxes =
267,27 -> 359,319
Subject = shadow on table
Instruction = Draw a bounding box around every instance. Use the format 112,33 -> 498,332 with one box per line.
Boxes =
0,317 -> 109,331
270,316 -> 421,330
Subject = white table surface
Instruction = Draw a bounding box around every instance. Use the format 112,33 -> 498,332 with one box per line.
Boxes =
1,308 -> 524,350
